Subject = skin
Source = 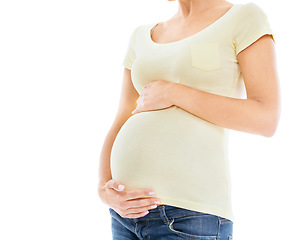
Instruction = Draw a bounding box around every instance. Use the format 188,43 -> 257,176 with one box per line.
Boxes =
98,0 -> 281,219
133,0 -> 280,137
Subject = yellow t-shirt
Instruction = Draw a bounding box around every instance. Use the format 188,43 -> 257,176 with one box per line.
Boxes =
110,2 -> 275,222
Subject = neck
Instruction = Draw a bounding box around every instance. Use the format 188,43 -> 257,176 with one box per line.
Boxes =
174,0 -> 228,19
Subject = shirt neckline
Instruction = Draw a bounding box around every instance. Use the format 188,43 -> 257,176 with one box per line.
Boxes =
148,3 -> 239,46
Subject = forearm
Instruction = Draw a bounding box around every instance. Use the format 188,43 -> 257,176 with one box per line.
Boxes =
169,83 -> 278,137
98,128 -> 118,188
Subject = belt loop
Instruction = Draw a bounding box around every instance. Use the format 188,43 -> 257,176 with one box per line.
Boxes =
159,205 -> 170,224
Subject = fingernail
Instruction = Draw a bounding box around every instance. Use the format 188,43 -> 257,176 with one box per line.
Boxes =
154,200 -> 161,204
118,184 -> 124,190
148,192 -> 155,195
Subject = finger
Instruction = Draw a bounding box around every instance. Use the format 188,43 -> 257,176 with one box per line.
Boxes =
126,204 -> 157,215
124,189 -> 156,201
107,179 -> 125,191
132,106 -> 140,114
144,81 -> 154,88
125,197 -> 161,209
123,210 -> 149,219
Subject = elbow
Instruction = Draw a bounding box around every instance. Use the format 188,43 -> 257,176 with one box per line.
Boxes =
259,112 -> 280,138
256,123 -> 276,138
250,96 -> 281,138
262,124 -> 277,138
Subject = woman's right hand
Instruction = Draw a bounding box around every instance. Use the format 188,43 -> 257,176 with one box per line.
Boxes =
98,179 -> 161,219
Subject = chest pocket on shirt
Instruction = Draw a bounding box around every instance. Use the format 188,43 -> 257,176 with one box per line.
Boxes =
190,42 -> 221,71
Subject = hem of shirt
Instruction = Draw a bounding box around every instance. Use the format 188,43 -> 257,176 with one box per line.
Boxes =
122,61 -> 132,70
157,197 -> 235,223
235,27 -> 275,56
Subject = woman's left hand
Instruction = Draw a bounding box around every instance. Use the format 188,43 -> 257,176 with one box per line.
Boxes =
132,80 -> 174,114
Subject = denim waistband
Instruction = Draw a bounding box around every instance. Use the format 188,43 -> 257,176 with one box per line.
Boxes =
135,204 -> 220,221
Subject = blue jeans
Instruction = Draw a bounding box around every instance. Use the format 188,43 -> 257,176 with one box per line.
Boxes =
109,205 -> 233,240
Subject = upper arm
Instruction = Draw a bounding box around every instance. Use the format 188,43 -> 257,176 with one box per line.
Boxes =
111,67 -> 139,130
232,2 -> 281,134
110,26 -> 140,130
237,34 -> 281,131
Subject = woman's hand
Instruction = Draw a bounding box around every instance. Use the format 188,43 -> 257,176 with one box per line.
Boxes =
98,179 -> 161,219
132,80 -> 174,114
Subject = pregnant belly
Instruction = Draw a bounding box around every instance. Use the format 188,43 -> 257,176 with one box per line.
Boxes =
110,106 -> 227,200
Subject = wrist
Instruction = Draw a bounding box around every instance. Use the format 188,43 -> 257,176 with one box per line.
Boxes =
167,82 -> 180,107
98,183 -> 108,205
98,178 -> 111,188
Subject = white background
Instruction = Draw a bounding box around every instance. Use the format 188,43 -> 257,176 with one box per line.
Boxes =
0,0 -> 306,239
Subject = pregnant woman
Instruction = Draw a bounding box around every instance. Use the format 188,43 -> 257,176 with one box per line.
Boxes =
98,0 -> 280,239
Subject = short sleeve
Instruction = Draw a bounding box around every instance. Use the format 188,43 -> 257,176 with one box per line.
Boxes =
232,3 -> 275,56
122,26 -> 140,70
